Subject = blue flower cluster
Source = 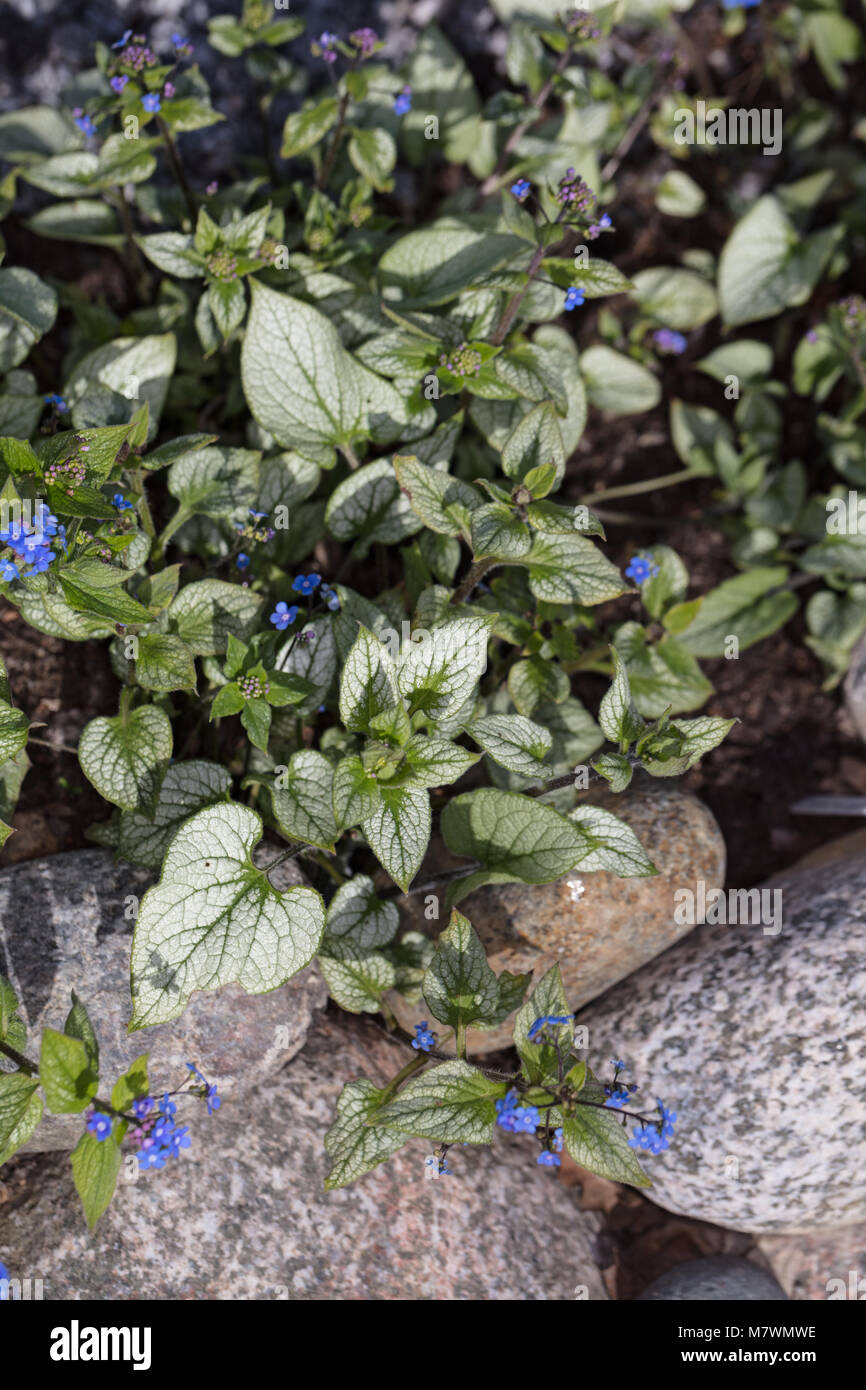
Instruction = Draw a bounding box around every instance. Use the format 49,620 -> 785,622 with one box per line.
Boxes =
495,1089 -> 541,1134
0,505 -> 65,581
629,1099 -> 677,1154
412,1020 -> 436,1052
537,1129 -> 563,1167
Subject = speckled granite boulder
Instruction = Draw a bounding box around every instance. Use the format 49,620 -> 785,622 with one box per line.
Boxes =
844,632 -> 866,744
758,1224 -> 866,1300
638,1256 -> 787,1301
578,847 -> 866,1233
0,1012 -> 608,1300
0,850 -> 327,1152
387,781 -> 725,1053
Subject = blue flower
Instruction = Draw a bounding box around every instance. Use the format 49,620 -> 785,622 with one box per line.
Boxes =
151,1116 -> 174,1145
412,1021 -> 436,1053
564,286 -> 585,311
87,1111 -> 112,1142
205,1083 -> 221,1115
132,1097 -> 152,1120
110,75 -> 129,94
111,29 -> 134,49
158,1093 -> 177,1120
511,179 -> 531,202
112,493 -> 134,510
249,509 -> 267,521
653,328 -> 687,355
527,1014 -> 571,1042
394,86 -> 412,116
44,392 -> 68,411
236,553 -> 250,570
138,1147 -> 166,1170
291,572 -> 322,596
24,546 -> 54,575
537,1150 -> 561,1166
0,1260 -> 8,1297
320,583 -> 341,612
495,1089 -> 540,1135
611,1058 -> 626,1070
186,1063 -> 206,1082
624,551 -> 660,585
723,0 -> 760,6
552,1126 -> 563,1152
269,600 -> 299,630
0,560 -> 19,582
604,1087 -> 631,1108
141,93 -> 161,114
168,1125 -> 191,1158
73,111 -> 97,137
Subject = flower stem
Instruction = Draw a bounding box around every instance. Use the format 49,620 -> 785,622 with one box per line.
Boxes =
581,467 -> 701,504
451,555 -> 498,604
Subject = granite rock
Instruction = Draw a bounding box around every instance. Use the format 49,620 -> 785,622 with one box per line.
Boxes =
758,1224 -> 866,1301
0,849 -> 327,1152
577,847 -> 866,1233
638,1256 -> 787,1301
0,1012 -> 608,1300
387,781 -> 726,1053
843,632 -> 866,745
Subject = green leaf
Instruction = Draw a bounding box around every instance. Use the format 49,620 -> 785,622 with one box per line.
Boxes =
78,705 -> 172,814
393,455 -> 482,537
130,803 -> 325,1030
673,567 -> 797,657
562,1106 -> 651,1188
113,760 -> 232,869
718,195 -> 842,328
379,219 -> 524,309
373,1060 -> 502,1144
57,571 -> 154,627
168,445 -> 259,520
579,346 -> 661,415
591,750 -> 634,792
111,1054 -> 149,1113
522,532 -> 628,605
207,279 -> 247,341
65,333 -> 176,440
470,502 -> 532,560
568,804 -> 656,876
505,658 -> 568,722
242,282 -> 364,462
71,1130 -> 123,1229
280,95 -> 339,157
422,908 -> 499,1031
268,750 -> 339,851
0,105 -> 81,163
501,401 -> 565,489
640,714 -> 736,777
325,875 -> 399,948
362,784 -> 431,892
318,941 -> 396,1014
402,734 -> 480,787
402,25 -> 483,167
655,169 -> 706,218
0,267 -> 58,371
339,626 -> 400,735
0,975 -> 26,1052
168,579 -> 262,655
514,965 -> 572,1086
396,615 -> 493,721
325,459 -> 421,554
441,788 -> 588,883
0,700 -> 28,764
323,1078 -> 409,1191
598,648 -> 646,749
469,713 -> 554,779
632,266 -> 718,330
332,755 -> 381,829
136,231 -> 201,278
64,991 -> 99,1071
27,199 -> 123,248
348,127 -> 397,190
39,1028 -> 97,1114
614,623 -> 712,718
543,256 -> 633,299
133,634 -> 197,694
0,1073 -> 43,1164
240,695 -> 271,753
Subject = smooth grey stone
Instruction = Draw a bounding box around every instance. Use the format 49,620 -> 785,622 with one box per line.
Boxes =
639,1257 -> 788,1301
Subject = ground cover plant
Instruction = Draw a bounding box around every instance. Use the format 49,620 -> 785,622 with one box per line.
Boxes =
0,0 -> 861,1227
